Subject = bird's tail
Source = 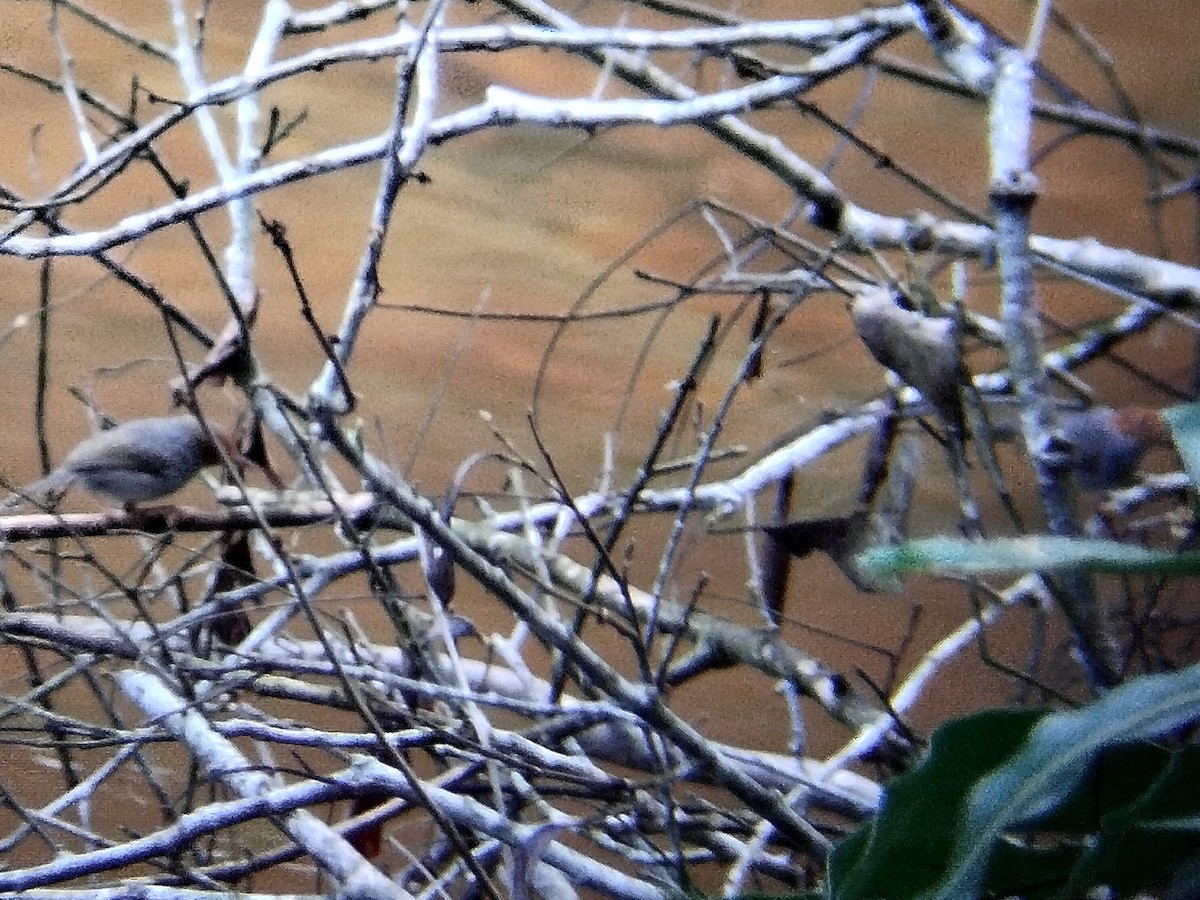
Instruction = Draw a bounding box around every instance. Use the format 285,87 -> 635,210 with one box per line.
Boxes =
2,470 -> 77,510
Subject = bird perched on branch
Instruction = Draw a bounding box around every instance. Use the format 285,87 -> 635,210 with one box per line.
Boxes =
849,285 -> 967,433
7,415 -> 237,511
1054,405 -> 1174,491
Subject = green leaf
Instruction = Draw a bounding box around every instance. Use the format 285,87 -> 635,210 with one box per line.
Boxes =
927,664 -> 1200,900
1162,400 -> 1200,488
827,667 -> 1200,900
828,709 -> 1043,900
857,536 -> 1200,578
1038,744 -> 1200,898
1141,816 -> 1200,831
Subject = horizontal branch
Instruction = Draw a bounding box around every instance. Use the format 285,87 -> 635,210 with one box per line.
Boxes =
0,492 -> 394,540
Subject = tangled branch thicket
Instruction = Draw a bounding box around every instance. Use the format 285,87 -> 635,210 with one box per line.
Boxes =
0,1 -> 1197,897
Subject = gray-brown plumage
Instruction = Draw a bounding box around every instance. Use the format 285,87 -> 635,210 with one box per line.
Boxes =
11,415 -> 231,509
850,286 -> 966,431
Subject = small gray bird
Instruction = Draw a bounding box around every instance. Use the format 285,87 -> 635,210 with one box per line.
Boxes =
10,415 -> 233,510
849,286 -> 966,432
1056,406 -> 1172,491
